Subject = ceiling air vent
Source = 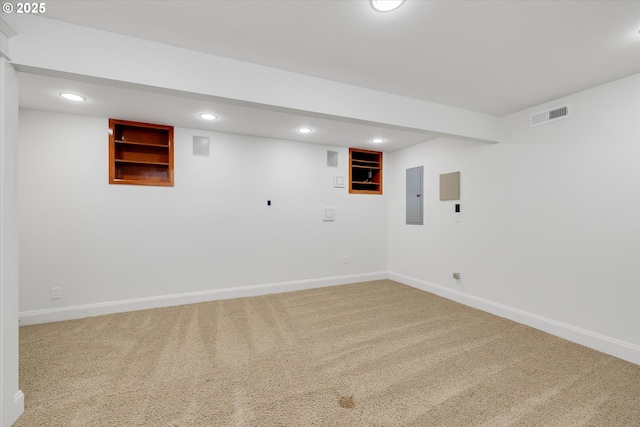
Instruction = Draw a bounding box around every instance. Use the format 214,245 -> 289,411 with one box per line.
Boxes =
529,105 -> 570,127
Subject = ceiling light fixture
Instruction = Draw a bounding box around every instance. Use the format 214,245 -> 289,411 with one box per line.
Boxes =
370,0 -> 405,12
199,113 -> 217,120
297,127 -> 313,134
59,92 -> 86,102
371,138 -> 385,144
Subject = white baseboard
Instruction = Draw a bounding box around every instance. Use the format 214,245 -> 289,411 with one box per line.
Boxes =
19,271 -> 639,365
389,272 -> 640,365
18,272 -> 389,326
4,390 -> 24,427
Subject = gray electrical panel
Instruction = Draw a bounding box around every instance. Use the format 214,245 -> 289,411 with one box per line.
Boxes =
406,166 -> 423,225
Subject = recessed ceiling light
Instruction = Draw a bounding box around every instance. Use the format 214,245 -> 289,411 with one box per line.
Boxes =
371,138 -> 385,144
370,0 -> 405,12
59,93 -> 86,102
199,113 -> 217,120
297,127 -> 313,134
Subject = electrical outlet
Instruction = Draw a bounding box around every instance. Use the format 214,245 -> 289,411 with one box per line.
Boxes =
342,256 -> 348,264
51,287 -> 61,299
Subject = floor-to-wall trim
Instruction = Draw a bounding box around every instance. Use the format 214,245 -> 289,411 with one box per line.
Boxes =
19,271 -> 640,365
390,272 -> 640,365
18,272 -> 389,326
10,391 -> 24,425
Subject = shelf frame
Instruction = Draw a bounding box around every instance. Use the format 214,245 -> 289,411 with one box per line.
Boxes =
349,148 -> 383,195
109,119 -> 174,187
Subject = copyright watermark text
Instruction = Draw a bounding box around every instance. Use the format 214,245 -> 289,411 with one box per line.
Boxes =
2,3 -> 47,14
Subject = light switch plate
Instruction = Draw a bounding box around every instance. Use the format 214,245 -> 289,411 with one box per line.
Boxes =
323,207 -> 335,221
334,175 -> 345,188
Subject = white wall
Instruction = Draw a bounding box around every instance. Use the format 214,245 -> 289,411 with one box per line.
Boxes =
388,74 -> 640,364
0,58 -> 24,426
18,110 -> 388,320
17,76 -> 640,366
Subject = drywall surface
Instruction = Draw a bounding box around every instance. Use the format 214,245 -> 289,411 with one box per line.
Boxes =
0,58 -> 23,427
18,110 -> 387,314
388,74 -> 640,360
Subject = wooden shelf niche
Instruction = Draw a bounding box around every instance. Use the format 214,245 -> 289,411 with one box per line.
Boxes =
349,148 -> 383,194
109,119 -> 174,186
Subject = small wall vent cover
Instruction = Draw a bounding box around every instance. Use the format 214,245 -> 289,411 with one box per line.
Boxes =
327,150 -> 338,167
193,136 -> 210,156
529,105 -> 570,127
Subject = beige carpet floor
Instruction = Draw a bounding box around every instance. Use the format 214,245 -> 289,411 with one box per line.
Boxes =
15,280 -> 640,426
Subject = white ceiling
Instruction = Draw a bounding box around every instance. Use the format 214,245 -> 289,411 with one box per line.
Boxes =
13,0 -> 640,150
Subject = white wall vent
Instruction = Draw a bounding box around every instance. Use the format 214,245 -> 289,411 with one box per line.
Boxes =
193,136 -> 210,156
529,105 -> 570,127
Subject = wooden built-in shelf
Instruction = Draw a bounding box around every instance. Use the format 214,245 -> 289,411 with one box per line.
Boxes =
109,119 -> 174,186
349,148 -> 383,194
114,159 -> 170,166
